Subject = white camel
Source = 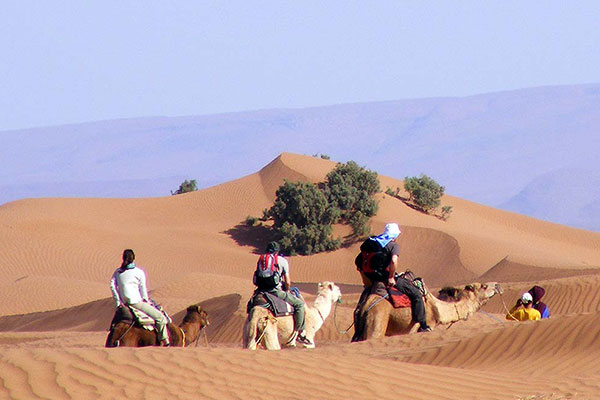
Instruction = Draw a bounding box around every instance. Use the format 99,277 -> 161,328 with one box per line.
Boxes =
243,281 -> 342,350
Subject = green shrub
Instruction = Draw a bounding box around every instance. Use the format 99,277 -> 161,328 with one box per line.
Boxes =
440,205 -> 453,221
325,161 -> 380,237
404,174 -> 445,213
245,215 -> 258,226
262,162 -> 381,254
171,179 -> 198,195
268,180 -> 341,255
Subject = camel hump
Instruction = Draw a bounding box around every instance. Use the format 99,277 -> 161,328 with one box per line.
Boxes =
247,290 -> 303,317
109,303 -> 171,330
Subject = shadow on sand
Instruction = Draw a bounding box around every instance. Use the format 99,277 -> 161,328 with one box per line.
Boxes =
223,223 -> 279,255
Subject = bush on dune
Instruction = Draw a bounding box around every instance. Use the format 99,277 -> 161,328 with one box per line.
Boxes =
262,161 -> 380,255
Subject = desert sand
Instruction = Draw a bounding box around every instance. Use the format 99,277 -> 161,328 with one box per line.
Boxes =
1,152 -> 599,400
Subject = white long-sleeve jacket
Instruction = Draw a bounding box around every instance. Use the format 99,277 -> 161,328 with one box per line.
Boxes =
110,264 -> 149,307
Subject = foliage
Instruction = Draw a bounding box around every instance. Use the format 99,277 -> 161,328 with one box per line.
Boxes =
268,180 -> 341,255
385,187 -> 396,197
440,205 -> 453,221
348,211 -> 371,238
404,174 -> 445,213
245,215 -> 258,226
260,208 -> 270,221
312,153 -> 331,160
171,179 -> 198,195
325,161 -> 380,237
278,221 -> 341,256
261,161 -> 381,254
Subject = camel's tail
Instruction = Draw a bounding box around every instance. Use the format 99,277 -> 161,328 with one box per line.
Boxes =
243,307 -> 276,350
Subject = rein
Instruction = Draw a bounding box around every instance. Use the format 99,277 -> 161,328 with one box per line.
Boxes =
333,300 -> 354,335
317,308 -> 325,323
256,315 -> 272,346
500,291 -> 519,322
113,319 -> 135,346
179,327 -> 186,347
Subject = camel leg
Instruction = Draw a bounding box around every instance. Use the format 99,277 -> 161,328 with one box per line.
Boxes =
243,307 -> 267,350
262,319 -> 281,350
364,303 -> 390,340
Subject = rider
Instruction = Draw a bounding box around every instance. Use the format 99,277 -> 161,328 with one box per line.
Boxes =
110,249 -> 170,346
506,292 -> 541,321
253,241 -> 311,346
528,285 -> 550,319
358,223 -> 432,333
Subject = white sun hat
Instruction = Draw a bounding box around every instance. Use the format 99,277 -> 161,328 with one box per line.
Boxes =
521,292 -> 533,304
383,223 -> 401,239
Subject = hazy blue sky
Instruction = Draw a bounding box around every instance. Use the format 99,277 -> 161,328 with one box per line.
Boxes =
1,1 -> 599,131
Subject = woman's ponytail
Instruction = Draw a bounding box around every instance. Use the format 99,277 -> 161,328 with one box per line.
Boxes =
120,249 -> 135,270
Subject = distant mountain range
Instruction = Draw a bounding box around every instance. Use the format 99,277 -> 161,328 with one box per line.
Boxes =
2,83 -> 599,230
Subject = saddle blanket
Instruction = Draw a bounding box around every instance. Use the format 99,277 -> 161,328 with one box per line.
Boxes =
109,304 -> 171,331
247,291 -> 299,317
370,281 -> 411,309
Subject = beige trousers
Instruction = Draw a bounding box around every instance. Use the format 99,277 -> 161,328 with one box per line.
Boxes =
130,301 -> 169,344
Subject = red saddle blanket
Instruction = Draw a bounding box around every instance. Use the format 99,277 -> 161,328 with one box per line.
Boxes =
370,281 -> 411,308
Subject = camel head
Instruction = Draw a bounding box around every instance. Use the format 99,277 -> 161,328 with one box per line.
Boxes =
183,304 -> 211,328
317,281 -> 342,304
438,282 -> 501,306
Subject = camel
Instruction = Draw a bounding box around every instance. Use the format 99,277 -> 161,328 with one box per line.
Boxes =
105,304 -> 210,347
243,281 -> 342,350
354,281 -> 502,341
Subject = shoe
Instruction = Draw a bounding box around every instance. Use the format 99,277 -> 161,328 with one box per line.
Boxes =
296,333 -> 313,346
417,325 -> 432,333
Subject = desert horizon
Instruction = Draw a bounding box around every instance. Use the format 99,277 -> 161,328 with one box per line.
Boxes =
1,152 -> 599,399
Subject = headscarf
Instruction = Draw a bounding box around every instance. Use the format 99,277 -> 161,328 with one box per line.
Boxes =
372,223 -> 401,248
528,285 -> 549,318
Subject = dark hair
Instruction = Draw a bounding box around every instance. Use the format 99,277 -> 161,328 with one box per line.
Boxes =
120,249 -> 135,270
266,241 -> 280,253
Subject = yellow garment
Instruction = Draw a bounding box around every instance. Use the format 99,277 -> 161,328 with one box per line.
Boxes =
506,305 -> 541,321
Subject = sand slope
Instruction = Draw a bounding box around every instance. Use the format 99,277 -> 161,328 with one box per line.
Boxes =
1,152 -> 599,399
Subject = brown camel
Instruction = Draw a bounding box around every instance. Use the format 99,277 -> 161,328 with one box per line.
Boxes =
355,281 -> 502,341
105,304 -> 210,347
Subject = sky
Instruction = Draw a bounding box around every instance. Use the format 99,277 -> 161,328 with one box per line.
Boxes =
1,1 -> 599,131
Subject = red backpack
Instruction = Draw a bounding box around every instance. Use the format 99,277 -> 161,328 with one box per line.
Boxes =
254,253 -> 281,290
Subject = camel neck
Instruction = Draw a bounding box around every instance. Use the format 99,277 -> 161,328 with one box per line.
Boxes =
181,322 -> 200,345
430,293 -> 482,325
313,293 -> 333,319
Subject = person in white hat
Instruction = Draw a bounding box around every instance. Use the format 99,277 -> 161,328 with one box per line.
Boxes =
353,223 -> 432,340
506,292 -> 541,321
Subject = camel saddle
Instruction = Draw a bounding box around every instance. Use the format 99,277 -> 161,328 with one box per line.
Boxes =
108,303 -> 171,331
246,288 -> 304,317
370,281 -> 411,308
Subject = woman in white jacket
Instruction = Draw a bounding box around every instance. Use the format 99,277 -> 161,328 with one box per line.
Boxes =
110,249 -> 170,346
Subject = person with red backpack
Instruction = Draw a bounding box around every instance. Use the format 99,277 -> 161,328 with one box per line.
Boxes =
253,241 -> 311,346
354,223 -> 431,338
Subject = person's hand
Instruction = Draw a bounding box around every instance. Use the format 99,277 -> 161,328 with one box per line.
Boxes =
387,277 -> 396,287
515,298 -> 522,307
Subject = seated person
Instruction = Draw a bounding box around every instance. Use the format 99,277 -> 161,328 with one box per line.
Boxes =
506,292 -> 541,321
528,285 -> 550,319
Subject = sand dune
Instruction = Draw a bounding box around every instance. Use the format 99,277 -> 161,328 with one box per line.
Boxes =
1,152 -> 599,399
